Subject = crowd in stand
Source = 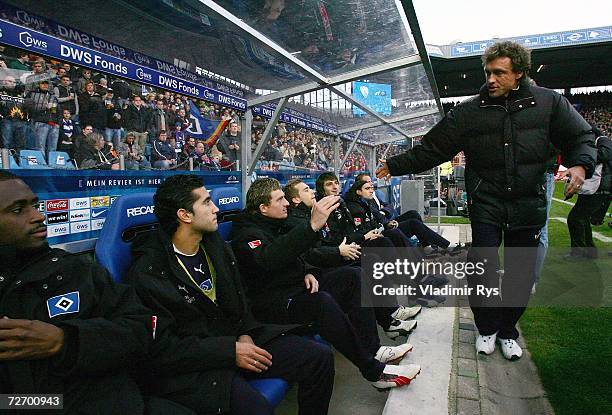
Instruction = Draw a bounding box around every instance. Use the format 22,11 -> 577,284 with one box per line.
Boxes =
0,47 -> 245,170
0,47 -> 379,173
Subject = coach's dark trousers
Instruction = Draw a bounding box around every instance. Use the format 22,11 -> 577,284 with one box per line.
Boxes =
467,222 -> 540,340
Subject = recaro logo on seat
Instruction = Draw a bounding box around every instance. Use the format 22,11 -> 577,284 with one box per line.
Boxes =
126,205 -> 155,217
218,196 -> 239,205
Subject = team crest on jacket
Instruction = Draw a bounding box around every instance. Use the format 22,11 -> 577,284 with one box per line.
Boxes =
354,218 -> 361,225
47,291 -> 80,318
248,240 -> 262,249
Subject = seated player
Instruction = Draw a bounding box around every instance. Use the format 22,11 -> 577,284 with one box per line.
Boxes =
284,178 -> 422,337
127,174 -> 335,415
231,178 -> 422,391
0,171 -> 190,414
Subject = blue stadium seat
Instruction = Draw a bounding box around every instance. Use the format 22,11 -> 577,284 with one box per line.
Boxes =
94,192 -> 289,407
247,379 -> 290,408
0,153 -> 21,169
95,193 -> 156,283
341,178 -> 354,197
209,186 -> 243,213
144,144 -> 152,159
19,150 -> 52,169
218,221 -> 233,241
374,189 -> 388,205
48,151 -> 76,169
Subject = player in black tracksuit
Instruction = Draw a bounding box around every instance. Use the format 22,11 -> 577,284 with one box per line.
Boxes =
231,178 -> 422,391
0,171 -> 192,414
127,175 -> 334,415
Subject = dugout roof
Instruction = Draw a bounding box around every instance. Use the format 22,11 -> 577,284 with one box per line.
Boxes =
11,0 -> 443,145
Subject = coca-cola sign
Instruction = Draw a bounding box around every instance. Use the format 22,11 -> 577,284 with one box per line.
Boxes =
46,199 -> 69,212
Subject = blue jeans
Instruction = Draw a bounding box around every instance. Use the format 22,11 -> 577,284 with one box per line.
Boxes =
534,172 -> 555,282
104,128 -> 123,148
33,122 -> 59,156
1,119 -> 27,151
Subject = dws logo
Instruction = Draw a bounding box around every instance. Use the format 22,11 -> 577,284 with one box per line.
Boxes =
126,205 -> 155,217
218,196 -> 240,205
19,31 -> 48,51
135,67 -> 152,82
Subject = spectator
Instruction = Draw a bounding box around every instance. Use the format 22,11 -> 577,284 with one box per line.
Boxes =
53,75 -> 79,123
151,130 -> 176,169
23,60 -> 51,96
79,81 -> 106,133
76,68 -> 93,92
118,132 -> 150,170
57,109 -> 76,159
123,95 -> 151,148
149,99 -> 170,140
103,88 -> 123,148
217,121 -> 240,169
7,50 -> 30,71
24,79 -> 59,156
0,75 -> 27,152
75,132 -> 119,170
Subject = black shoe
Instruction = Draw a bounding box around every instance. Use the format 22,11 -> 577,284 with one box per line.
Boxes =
563,253 -> 587,262
419,274 -> 449,288
415,294 -> 446,307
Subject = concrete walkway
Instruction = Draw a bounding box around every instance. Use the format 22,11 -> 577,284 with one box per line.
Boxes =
279,224 -> 556,414
450,302 -> 555,415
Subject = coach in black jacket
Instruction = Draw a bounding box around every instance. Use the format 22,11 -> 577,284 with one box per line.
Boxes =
0,172 -> 155,414
127,175 -> 334,415
377,41 -> 597,361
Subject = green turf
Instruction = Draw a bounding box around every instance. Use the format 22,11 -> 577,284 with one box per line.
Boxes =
520,195 -> 612,415
423,216 -> 471,224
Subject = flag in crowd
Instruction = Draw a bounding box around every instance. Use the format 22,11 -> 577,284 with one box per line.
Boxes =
187,101 -> 230,147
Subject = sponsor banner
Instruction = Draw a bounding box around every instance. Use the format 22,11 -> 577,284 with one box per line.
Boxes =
0,1 -> 245,98
69,209 -> 91,222
46,199 -> 69,212
252,104 -> 338,136
46,211 -> 69,225
47,223 -> 70,238
91,218 -> 106,231
70,220 -> 91,234
449,25 -> 612,57
69,197 -> 90,210
36,200 -> 46,214
91,208 -> 108,220
0,18 -> 247,110
14,170 -> 242,249
90,196 -> 110,208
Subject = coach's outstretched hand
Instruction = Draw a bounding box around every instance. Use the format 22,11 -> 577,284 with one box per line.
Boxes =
310,195 -> 340,231
375,159 -> 391,180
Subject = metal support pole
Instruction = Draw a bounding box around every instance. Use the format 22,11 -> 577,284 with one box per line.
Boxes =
241,109 -> 253,200
340,130 -> 362,170
189,157 -> 194,171
368,146 -> 376,176
1,148 -> 10,169
333,135 -> 340,173
248,97 -> 288,173
119,154 -> 125,170
437,165 -> 441,233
